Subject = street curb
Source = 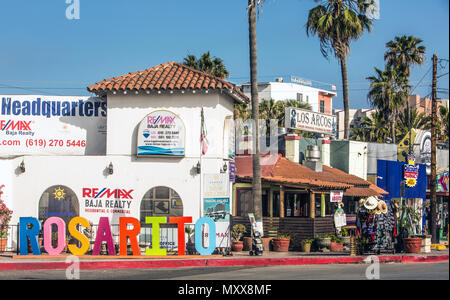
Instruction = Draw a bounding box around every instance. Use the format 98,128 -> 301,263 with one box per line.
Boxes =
0,254 -> 447,271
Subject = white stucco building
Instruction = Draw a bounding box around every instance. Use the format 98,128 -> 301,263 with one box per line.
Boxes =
238,77 -> 337,115
0,62 -> 248,251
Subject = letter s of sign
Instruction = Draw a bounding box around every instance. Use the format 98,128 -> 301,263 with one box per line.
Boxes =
65,0 -> 80,20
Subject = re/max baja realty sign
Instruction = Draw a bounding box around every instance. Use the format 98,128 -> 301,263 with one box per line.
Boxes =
18,216 -> 218,256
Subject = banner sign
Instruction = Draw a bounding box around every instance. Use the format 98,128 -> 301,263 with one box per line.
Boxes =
203,197 -> 230,223
203,174 -> 231,247
0,95 -> 106,156
285,107 -> 336,135
404,154 -> 420,188
330,190 -> 344,202
229,161 -> 236,183
137,110 -> 185,156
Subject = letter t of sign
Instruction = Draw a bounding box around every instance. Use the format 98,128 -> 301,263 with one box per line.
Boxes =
169,217 -> 192,256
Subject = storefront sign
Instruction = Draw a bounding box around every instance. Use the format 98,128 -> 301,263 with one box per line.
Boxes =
203,173 -> 229,198
19,216 -> 218,256
137,110 -> 185,156
82,187 -> 134,215
330,190 -> 344,202
229,161 -> 236,183
203,172 -> 231,248
285,107 -> 336,135
404,154 -> 419,188
0,95 -> 106,156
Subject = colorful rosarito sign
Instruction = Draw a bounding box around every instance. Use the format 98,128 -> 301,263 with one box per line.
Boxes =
19,216 -> 217,256
137,110 -> 185,156
0,95 -> 106,156
285,107 -> 336,136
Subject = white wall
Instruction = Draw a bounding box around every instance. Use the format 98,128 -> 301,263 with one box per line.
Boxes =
348,141 -> 368,180
106,92 -> 233,159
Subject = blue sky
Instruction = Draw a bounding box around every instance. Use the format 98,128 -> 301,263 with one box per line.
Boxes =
0,0 -> 448,109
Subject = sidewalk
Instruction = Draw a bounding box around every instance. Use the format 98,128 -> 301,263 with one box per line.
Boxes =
0,248 -> 448,271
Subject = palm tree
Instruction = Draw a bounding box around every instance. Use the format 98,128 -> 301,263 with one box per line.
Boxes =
259,99 -> 284,130
366,66 -> 407,144
356,111 -> 390,143
234,103 -> 251,121
438,105 -> 449,142
384,35 -> 426,151
306,0 -> 373,140
248,0 -> 264,222
182,52 -> 230,78
396,107 -> 428,142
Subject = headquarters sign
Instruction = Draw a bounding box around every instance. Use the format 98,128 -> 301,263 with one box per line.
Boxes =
0,95 -> 106,156
285,107 -> 336,136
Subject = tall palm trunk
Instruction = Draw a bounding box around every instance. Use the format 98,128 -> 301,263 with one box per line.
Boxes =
248,0 -> 262,221
340,57 -> 350,140
391,119 -> 396,144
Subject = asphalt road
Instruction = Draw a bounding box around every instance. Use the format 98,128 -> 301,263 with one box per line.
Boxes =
0,261 -> 448,280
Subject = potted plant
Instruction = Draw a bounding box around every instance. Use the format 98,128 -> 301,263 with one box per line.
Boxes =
399,205 -> 423,253
272,234 -> 290,252
185,226 -> 196,255
330,235 -> 344,252
340,228 -> 351,250
315,234 -> 332,252
301,239 -> 314,253
0,192 -> 13,252
231,224 -> 246,252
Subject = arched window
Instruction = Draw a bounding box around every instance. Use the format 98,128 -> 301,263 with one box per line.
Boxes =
140,186 -> 183,224
38,185 -> 79,226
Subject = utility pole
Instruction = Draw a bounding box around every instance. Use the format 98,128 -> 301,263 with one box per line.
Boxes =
430,54 -> 438,244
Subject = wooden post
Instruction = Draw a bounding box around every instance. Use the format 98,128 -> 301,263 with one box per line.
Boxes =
309,191 -> 315,219
280,185 -> 285,218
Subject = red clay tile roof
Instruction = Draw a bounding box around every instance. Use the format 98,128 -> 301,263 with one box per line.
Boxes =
87,62 -> 249,104
344,186 -> 382,197
235,155 -> 387,195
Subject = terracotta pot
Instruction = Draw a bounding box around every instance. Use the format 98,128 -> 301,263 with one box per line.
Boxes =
243,237 -> 252,251
330,242 -> 344,252
0,238 -> 7,252
262,238 -> 272,252
231,241 -> 244,252
403,237 -> 422,253
272,238 -> 290,252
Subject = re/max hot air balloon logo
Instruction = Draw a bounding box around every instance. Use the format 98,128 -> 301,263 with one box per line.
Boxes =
404,154 -> 419,188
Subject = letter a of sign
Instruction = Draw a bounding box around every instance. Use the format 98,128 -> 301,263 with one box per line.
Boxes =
65,0 -> 80,20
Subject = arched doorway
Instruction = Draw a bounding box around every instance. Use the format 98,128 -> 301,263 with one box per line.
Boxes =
139,186 -> 183,252
38,185 -> 79,226
140,186 -> 183,222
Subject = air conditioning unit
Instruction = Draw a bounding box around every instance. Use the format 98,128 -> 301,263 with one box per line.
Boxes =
275,77 -> 283,83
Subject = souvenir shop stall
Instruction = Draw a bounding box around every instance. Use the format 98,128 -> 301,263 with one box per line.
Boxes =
356,197 -> 397,254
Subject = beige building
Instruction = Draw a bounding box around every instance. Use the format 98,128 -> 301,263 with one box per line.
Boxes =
333,108 -> 376,140
408,94 -> 448,115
